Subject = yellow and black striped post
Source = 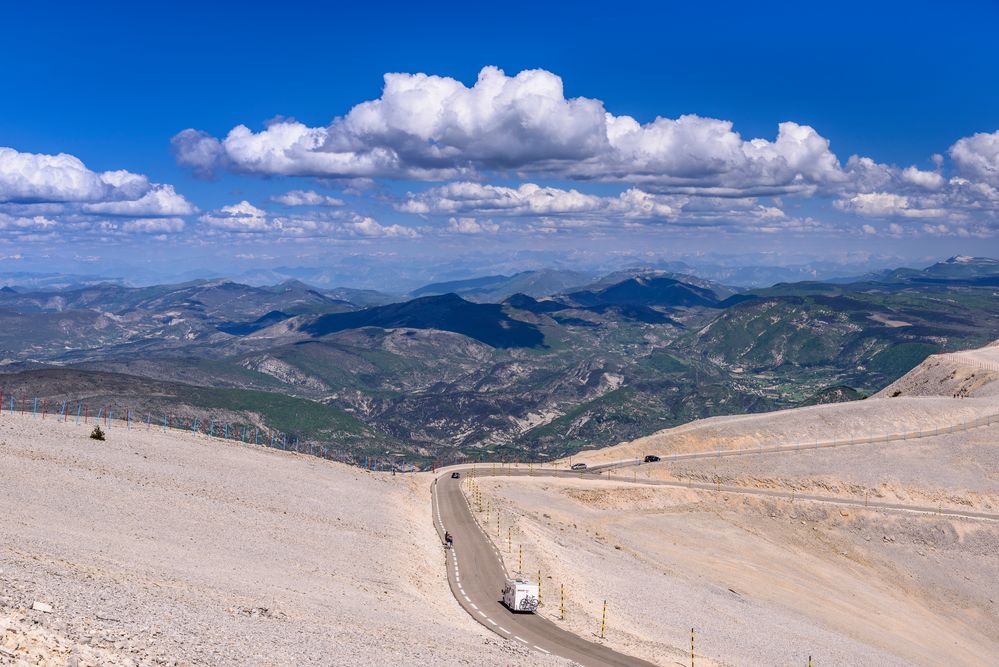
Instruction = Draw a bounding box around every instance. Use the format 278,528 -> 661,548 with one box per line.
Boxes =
691,627 -> 695,667
560,583 -> 565,620
538,570 -> 542,605
496,513 -> 499,537
600,600 -> 607,638
519,544 -> 523,573
808,656 -> 812,667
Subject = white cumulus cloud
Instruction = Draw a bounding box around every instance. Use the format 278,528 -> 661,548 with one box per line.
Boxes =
172,66 -> 847,195
271,189 -> 345,207
0,147 -> 153,203
950,130 -> 999,186
83,184 -> 195,216
400,182 -> 686,220
447,217 -> 499,234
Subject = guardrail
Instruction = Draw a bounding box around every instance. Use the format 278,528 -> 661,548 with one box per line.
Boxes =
949,353 -> 999,372
0,390 -> 420,472
0,389 -> 295,450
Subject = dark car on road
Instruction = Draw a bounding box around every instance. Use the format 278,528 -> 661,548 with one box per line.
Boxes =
643,455 -> 661,463
451,471 -> 461,478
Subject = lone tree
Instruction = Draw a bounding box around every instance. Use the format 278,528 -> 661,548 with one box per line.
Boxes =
90,425 -> 105,441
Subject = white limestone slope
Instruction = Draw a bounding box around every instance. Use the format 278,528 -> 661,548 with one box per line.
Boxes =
0,415 -> 565,666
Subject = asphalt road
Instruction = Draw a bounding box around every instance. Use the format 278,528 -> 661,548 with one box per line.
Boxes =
432,472 -> 661,667
432,457 -> 999,666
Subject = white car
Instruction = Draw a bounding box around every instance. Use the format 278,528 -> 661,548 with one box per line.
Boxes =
570,462 -> 587,471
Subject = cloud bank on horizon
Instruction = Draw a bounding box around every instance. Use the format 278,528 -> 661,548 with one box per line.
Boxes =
2,66 -> 999,261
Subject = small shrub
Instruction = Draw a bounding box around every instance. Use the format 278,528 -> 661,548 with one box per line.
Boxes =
90,425 -> 105,441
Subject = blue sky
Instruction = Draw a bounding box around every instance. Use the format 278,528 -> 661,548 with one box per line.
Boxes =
2,0 -> 998,287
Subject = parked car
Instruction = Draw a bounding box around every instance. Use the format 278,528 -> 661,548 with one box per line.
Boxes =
451,471 -> 461,478
570,462 -> 588,470
643,455 -> 661,463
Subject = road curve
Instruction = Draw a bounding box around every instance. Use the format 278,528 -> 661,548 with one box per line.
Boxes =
432,464 -> 999,665
432,472 -> 661,667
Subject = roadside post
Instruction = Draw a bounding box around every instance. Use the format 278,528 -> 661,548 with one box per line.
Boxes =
600,600 -> 606,638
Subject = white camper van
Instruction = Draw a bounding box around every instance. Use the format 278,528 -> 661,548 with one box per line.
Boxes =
502,578 -> 539,613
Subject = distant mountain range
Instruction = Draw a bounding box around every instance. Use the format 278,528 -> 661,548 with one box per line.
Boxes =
2,256 -> 998,466
409,269 -> 594,302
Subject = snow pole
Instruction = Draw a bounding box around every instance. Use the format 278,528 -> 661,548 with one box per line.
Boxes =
76,403 -> 81,425
33,397 -> 37,418
254,428 -> 258,446
127,409 -> 131,431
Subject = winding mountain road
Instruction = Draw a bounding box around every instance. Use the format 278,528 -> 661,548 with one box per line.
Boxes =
432,458 -> 999,665
432,471 -> 660,667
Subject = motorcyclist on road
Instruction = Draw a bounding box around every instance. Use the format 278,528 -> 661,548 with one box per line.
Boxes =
444,531 -> 453,548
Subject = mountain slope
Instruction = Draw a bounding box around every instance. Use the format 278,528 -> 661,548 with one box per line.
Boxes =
298,293 -> 546,348
566,274 -> 724,308
410,269 -> 594,302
